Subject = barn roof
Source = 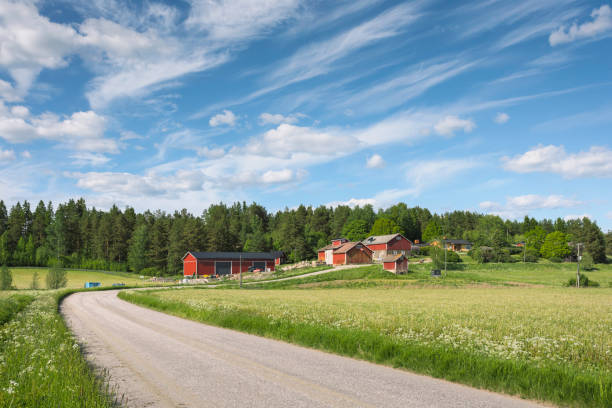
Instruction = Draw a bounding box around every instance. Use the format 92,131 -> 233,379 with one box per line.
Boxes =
363,233 -> 406,245
333,241 -> 371,254
318,244 -> 334,252
382,254 -> 405,263
183,251 -> 281,260
438,239 -> 472,245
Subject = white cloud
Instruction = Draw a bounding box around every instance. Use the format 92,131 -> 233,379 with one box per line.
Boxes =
0,106 -> 116,153
503,145 -> 612,178
196,147 -> 225,159
185,0 -> 300,40
433,115 -> 475,136
246,124 -> 357,159
480,194 -> 583,219
209,110 -> 237,127
564,214 -> 591,221
20,150 -> 31,159
366,154 -> 385,169
269,3 -> 421,88
0,149 -> 16,162
327,188 -> 416,209
0,1 -> 78,99
259,112 -> 304,125
70,153 -> 111,166
494,112 -> 510,124
550,5 -> 612,46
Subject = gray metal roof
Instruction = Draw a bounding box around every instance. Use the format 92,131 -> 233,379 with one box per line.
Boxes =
184,251 -> 281,260
364,233 -> 403,245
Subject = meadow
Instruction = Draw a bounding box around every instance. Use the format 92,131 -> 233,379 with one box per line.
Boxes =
8,267 -> 157,289
0,291 -> 115,407
120,263 -> 612,407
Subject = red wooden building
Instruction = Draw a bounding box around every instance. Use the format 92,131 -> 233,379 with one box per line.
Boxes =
363,233 -> 412,262
382,254 -> 408,274
182,251 -> 283,277
317,239 -> 373,266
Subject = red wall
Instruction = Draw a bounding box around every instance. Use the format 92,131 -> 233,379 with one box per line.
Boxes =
367,243 -> 387,251
388,236 -> 412,251
332,253 -> 346,265
383,261 -> 395,270
318,251 -> 325,261
183,256 -> 276,276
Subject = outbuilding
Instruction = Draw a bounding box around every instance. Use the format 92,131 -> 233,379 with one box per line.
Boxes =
363,233 -> 413,262
382,254 -> 408,274
331,241 -> 373,265
182,251 -> 283,277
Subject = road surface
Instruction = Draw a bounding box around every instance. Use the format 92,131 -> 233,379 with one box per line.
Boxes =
62,290 -> 545,408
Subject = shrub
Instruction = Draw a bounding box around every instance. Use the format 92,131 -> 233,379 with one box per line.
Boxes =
469,246 -> 495,263
419,246 -> 431,256
495,248 -> 515,263
30,270 -> 40,290
0,264 -> 12,290
548,257 -> 563,263
140,267 -> 162,276
523,248 -> 540,263
567,274 -> 599,287
580,253 -> 595,271
46,265 -> 67,289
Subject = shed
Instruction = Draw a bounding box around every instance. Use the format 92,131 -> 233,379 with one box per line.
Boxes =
332,241 -> 373,265
182,251 -> 283,277
382,254 -> 408,274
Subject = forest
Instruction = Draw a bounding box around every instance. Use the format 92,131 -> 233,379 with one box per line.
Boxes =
0,198 -> 609,275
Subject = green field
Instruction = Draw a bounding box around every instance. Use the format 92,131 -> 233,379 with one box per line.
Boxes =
8,268 -> 151,289
120,262 -> 612,407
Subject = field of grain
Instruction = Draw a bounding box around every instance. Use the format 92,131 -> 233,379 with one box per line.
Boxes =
153,287 -> 612,372
8,268 -> 147,289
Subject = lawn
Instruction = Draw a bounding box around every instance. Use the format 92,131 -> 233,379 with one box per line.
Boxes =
120,272 -> 612,407
8,268 -> 148,289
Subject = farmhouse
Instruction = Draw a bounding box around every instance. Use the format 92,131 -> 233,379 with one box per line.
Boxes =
318,238 -> 373,265
363,233 -> 412,262
182,251 -> 283,277
431,239 -> 472,252
382,254 -> 408,274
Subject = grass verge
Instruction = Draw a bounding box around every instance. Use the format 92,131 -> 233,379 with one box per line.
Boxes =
0,290 -> 117,407
119,288 -> 612,408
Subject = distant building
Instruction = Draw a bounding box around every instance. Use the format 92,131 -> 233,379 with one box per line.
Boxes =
430,239 -> 472,252
182,251 -> 283,277
363,233 -> 412,262
317,239 -> 373,265
382,254 -> 408,274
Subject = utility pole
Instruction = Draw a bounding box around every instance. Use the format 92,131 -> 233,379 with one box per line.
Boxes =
523,242 -> 526,263
576,243 -> 582,288
239,254 -> 243,288
444,236 -> 447,277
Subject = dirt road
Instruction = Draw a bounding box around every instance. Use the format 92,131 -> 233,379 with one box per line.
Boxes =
62,290 -> 544,408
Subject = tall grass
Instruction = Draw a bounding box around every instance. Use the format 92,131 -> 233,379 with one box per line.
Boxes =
120,287 -> 612,407
0,292 -> 115,407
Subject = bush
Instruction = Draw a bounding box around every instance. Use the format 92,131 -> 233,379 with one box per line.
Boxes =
580,253 -> 595,271
140,267 -> 162,276
469,246 -> 495,263
419,246 -> 431,256
495,248 -> 515,263
0,264 -> 12,290
548,257 -> 563,263
46,265 -> 67,289
30,270 -> 40,290
445,250 -> 462,263
567,274 -> 599,287
523,248 -> 540,263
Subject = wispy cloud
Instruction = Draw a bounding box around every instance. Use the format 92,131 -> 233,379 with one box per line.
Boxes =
480,194 -> 583,219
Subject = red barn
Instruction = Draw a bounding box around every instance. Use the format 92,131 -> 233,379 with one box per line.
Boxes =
317,237 -> 349,265
182,251 -> 283,277
382,254 -> 408,274
364,233 -> 412,262
330,241 -> 372,265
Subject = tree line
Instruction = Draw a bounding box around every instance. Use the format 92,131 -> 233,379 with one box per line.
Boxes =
0,199 -> 609,275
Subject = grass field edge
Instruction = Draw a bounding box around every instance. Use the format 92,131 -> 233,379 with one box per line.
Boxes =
118,289 -> 611,408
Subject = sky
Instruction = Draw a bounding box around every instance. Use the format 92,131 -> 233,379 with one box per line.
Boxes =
0,0 -> 611,230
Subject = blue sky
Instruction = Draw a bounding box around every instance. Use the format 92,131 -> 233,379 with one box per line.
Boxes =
0,0 -> 611,229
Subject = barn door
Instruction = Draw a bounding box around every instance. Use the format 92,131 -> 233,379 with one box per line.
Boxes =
215,261 -> 232,275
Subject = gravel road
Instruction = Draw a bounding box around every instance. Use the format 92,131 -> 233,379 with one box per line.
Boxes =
62,290 -> 545,408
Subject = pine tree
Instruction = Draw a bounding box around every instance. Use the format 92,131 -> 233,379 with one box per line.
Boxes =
128,224 -> 149,273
